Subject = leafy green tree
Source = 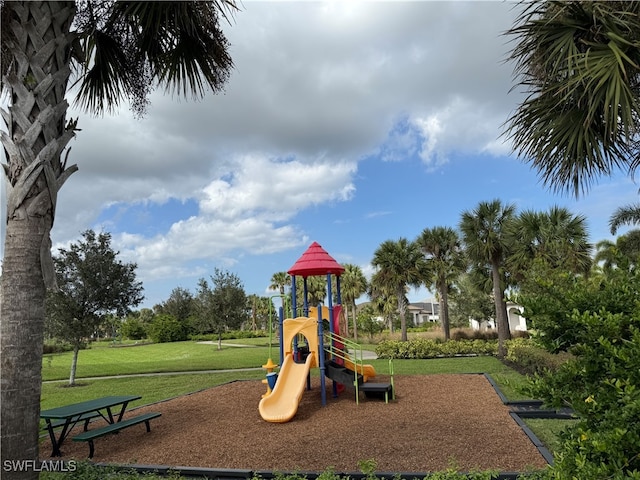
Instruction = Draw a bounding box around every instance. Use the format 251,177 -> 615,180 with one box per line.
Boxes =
416,226 -> 467,340
341,264 -> 369,341
120,316 -> 147,340
0,1 -> 236,467
505,1 -> 640,197
448,273 -> 494,329
45,230 -> 143,385
159,287 -> 195,322
156,286 -> 197,335
195,269 -> 247,350
356,304 -> 384,340
371,238 -> 426,342
147,314 -> 187,343
521,267 -> 640,478
460,199 -> 516,357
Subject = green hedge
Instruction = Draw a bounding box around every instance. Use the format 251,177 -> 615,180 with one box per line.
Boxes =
504,338 -> 572,375
374,337 -> 570,376
189,329 -> 267,341
375,338 -> 498,359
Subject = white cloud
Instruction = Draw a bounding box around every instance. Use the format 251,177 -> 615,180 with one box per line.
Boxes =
199,153 -> 356,219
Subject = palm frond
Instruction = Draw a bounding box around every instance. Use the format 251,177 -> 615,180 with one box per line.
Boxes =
73,1 -> 237,116
610,203 -> 640,234
504,1 -> 640,197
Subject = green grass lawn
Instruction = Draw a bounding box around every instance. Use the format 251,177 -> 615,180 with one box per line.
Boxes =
41,370 -> 264,411
42,340 -> 273,381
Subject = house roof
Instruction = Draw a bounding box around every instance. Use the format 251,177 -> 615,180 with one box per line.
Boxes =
407,302 -> 438,314
287,241 -> 344,277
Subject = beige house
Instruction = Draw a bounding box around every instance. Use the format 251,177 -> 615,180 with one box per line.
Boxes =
407,299 -> 440,326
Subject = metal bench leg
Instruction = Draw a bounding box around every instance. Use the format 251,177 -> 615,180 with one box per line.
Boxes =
88,440 -> 95,459
144,420 -> 151,432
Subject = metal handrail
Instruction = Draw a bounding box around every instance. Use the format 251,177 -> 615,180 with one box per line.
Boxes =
326,333 -> 396,403
326,331 -> 362,404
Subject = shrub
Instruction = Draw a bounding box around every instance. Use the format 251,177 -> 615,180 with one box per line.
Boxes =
43,339 -> 74,354
374,338 -> 497,359
528,310 -> 640,479
189,330 -> 267,341
505,338 -> 572,375
147,314 -> 187,343
119,317 -> 147,340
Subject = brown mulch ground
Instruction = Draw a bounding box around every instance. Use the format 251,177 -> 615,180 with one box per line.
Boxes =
41,374 -> 549,473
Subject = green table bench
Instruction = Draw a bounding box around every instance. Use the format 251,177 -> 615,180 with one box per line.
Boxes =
73,412 -> 162,458
41,395 -> 142,456
43,412 -> 101,431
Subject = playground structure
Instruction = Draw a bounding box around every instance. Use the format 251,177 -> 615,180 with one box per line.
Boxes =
259,242 -> 394,423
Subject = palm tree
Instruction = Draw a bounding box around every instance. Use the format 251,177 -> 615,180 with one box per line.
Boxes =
460,199 -> 516,357
306,276 -> 328,308
508,206 -> 592,279
610,204 -> 640,235
269,271 -> 291,295
416,226 -> 467,341
504,1 -> 640,197
371,238 -> 425,342
340,264 -> 369,341
368,281 -> 399,333
595,230 -> 640,273
0,1 -> 236,470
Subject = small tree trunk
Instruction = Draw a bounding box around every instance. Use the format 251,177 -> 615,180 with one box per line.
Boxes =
217,333 -> 223,351
69,345 -> 80,386
352,304 -> 358,342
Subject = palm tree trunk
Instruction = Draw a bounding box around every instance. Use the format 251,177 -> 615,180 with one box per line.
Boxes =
439,282 -> 450,341
1,2 -> 77,474
0,217 -> 48,474
397,292 -> 408,342
491,261 -> 510,357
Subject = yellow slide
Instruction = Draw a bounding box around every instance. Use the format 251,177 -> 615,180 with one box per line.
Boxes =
343,357 -> 376,382
258,352 -> 314,423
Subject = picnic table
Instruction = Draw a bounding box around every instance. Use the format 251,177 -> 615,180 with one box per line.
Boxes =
41,395 -> 141,457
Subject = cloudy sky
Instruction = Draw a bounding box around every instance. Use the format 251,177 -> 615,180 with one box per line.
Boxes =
2,1 -> 638,309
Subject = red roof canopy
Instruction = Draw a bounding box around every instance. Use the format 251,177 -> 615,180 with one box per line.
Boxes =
287,241 -> 344,277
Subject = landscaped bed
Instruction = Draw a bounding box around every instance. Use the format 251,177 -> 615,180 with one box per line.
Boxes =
41,374 -> 549,474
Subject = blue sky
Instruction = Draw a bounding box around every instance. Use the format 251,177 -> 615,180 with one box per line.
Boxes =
2,1 -> 638,309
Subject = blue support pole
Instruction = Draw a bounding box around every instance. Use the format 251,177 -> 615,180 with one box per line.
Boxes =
317,304 -> 326,407
327,274 -> 338,398
303,277 -> 309,316
291,275 -> 297,317
327,273 -> 334,337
